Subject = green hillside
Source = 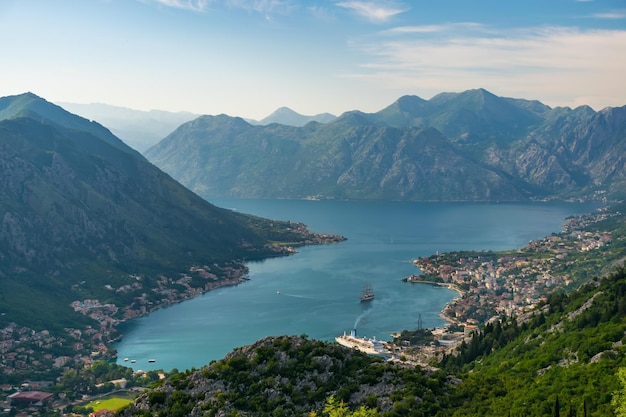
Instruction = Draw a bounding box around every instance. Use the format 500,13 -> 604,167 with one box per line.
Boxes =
444,267 -> 626,416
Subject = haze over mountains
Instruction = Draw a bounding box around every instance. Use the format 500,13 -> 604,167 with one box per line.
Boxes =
58,102 -> 336,152
145,88 -> 626,202
57,102 -> 201,152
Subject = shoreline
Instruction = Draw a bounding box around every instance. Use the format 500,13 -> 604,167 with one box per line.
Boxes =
106,233 -> 346,355
111,205 -> 613,369
401,277 -> 464,325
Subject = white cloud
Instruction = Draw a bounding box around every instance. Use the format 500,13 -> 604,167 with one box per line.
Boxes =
149,0 -> 211,12
344,25 -> 626,109
383,22 -> 488,35
592,10 -> 626,19
145,0 -> 296,14
336,1 -> 408,23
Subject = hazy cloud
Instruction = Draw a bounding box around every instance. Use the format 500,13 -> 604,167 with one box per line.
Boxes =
345,25 -> 626,109
226,0 -> 296,14
383,22 -> 488,35
307,5 -> 336,21
146,0 -> 296,15
336,1 -> 408,23
592,10 -> 626,19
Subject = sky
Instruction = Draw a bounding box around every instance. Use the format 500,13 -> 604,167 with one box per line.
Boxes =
1,0 -> 625,119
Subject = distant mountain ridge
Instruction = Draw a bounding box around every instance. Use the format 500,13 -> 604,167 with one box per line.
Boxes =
58,102 -> 336,151
145,88 -> 626,202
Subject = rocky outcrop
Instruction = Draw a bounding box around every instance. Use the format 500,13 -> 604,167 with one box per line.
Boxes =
120,335 -> 449,416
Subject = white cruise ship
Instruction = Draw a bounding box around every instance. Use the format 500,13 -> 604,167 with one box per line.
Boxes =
335,329 -> 390,356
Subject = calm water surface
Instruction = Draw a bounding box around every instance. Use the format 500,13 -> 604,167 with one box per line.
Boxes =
115,200 -> 595,371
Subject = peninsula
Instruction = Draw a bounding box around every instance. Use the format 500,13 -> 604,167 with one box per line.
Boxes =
392,206 -> 622,362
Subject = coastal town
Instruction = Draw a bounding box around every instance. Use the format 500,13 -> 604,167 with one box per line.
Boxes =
412,209 -> 615,325
387,208 -> 618,364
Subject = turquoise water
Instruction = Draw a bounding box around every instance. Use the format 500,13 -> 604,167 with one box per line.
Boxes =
114,200 -> 595,371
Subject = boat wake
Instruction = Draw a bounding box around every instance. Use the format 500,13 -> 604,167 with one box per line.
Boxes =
275,291 -> 319,300
354,304 -> 375,328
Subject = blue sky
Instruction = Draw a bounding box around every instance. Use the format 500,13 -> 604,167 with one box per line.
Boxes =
1,0 -> 625,119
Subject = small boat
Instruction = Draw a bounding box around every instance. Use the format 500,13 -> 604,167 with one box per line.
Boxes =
123,358 -> 129,362
360,282 -> 375,302
130,359 -> 136,363
148,359 -> 156,363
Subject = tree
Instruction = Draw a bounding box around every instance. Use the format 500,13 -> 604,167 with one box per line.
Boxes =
554,395 -> 560,417
312,396 -> 378,417
613,367 -> 626,416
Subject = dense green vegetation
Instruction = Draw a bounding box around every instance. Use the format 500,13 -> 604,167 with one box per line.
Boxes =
442,267 -> 626,416
119,335 -> 458,416
53,361 -> 161,400
614,367 -> 626,416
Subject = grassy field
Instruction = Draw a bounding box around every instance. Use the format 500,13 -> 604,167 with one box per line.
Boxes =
86,393 -> 134,411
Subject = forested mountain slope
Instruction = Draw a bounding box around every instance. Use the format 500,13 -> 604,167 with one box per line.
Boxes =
0,93 -> 335,336
444,266 -> 626,416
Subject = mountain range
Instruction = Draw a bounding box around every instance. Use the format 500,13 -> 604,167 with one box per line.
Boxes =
145,88 -> 626,202
58,102 -> 335,152
0,93 -> 333,335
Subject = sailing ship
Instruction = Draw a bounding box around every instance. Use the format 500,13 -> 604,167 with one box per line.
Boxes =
360,282 -> 375,302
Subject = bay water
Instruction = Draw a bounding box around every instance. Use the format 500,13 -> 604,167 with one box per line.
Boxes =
115,200 -> 595,372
